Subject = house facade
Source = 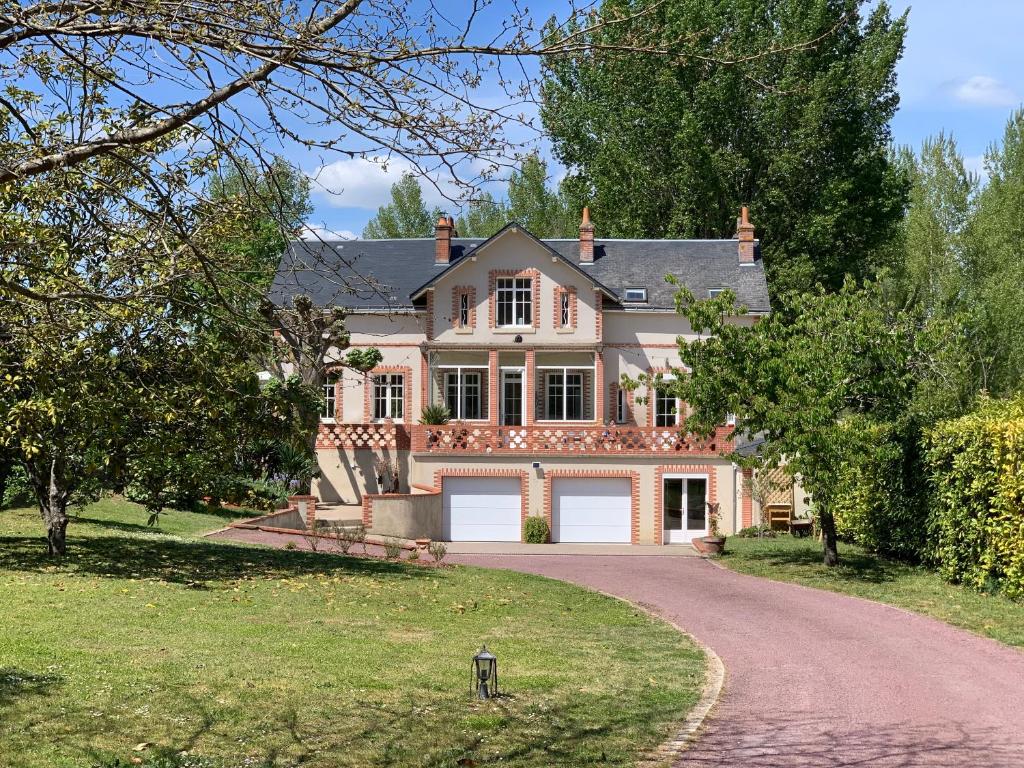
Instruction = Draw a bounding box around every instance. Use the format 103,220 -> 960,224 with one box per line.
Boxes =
269,209 -> 772,544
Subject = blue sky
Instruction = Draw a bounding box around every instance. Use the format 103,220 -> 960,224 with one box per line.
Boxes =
303,1 -> 1024,239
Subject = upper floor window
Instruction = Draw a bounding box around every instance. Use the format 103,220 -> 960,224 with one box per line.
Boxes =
496,277 -> 532,326
544,371 -> 584,420
459,293 -> 470,326
623,287 -> 647,302
616,387 -> 629,424
655,388 -> 680,427
560,292 -> 570,327
373,374 -> 404,421
321,379 -> 337,421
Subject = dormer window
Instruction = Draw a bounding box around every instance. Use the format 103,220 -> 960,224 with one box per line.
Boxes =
623,287 -> 647,303
496,276 -> 533,327
708,288 -> 725,299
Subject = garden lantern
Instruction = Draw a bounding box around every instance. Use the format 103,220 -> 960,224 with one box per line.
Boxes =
471,645 -> 498,699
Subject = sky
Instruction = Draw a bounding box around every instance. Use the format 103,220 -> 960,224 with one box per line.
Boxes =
302,1 -> 1024,239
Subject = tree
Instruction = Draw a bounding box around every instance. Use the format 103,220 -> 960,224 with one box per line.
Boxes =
541,0 -> 909,295
456,191 -> 509,238
362,174 -> 440,239
640,280 -> 920,565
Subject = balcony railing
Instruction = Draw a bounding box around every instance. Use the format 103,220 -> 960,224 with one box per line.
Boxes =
409,424 -> 732,456
316,421 -> 411,450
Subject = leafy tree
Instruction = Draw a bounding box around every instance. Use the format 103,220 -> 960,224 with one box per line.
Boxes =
636,280 -> 922,565
363,173 -> 442,239
541,0 -> 909,295
456,191 -> 509,238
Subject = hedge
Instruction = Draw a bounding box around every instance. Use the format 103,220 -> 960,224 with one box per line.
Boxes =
830,418 -> 927,560
925,397 -> 1024,598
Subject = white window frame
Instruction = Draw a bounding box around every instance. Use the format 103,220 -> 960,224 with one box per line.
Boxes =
372,373 -> 404,421
496,276 -> 533,327
538,365 -> 593,421
443,368 -> 484,420
560,291 -> 570,327
321,380 -> 337,422
623,287 -> 647,302
655,387 -> 681,427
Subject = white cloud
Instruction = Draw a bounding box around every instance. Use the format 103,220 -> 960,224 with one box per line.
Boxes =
300,223 -> 357,241
308,156 -> 466,211
952,76 -> 1019,108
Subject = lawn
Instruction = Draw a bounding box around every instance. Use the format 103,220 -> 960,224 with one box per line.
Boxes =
0,500 -> 704,768
722,535 -> 1024,648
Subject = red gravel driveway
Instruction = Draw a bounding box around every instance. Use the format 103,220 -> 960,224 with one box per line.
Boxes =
450,553 -> 1024,767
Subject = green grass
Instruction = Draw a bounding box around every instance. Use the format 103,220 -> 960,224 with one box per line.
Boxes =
0,501 -> 703,768
722,535 -> 1024,648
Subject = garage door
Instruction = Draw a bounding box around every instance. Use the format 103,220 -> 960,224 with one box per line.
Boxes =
443,477 -> 522,541
552,477 -> 632,543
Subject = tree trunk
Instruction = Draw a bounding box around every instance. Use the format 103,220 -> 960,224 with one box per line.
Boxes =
33,458 -> 70,556
818,506 -> 839,567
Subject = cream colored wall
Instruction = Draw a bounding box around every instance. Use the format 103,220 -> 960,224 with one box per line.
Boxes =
314,448 -> 411,504
430,229 -> 600,344
409,455 -> 737,543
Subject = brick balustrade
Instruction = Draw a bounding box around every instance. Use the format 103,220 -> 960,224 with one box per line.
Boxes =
409,423 -> 732,456
316,422 -> 411,450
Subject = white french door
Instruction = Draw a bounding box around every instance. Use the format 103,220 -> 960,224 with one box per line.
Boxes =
500,369 -> 524,426
663,475 -> 709,544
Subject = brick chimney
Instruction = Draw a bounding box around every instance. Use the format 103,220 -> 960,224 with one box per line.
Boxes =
435,215 -> 452,264
737,206 -> 755,264
579,207 -> 595,263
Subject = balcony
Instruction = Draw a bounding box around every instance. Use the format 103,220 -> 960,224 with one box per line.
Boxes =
410,424 -> 733,456
316,421 -> 411,450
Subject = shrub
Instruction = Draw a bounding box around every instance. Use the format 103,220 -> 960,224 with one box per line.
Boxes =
523,516 -> 549,543
829,416 -> 928,560
419,404 -> 452,425
332,525 -> 355,554
925,396 -> 1024,598
735,524 -> 775,539
382,537 -> 402,559
283,541 -> 297,550
428,540 -> 448,563
2,463 -> 32,509
350,522 -> 368,554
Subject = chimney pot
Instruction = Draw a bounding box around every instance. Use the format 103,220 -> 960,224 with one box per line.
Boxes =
579,207 -> 595,263
737,205 -> 755,264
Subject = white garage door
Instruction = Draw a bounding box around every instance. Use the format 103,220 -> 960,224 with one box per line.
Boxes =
552,477 -> 632,543
443,477 -> 522,541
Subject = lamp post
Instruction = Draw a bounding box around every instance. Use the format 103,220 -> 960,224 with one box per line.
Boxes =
471,645 -> 498,699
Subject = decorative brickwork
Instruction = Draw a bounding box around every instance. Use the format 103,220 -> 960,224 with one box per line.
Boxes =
363,366 -> 413,423
524,349 -> 535,426
553,285 -> 577,329
488,269 -> 540,329
654,464 -> 718,545
594,351 -> 604,425
542,470 -> 640,544
420,351 -> 429,420
315,422 -> 411,450
488,350 -> 499,424
411,424 -> 732,456
289,495 -> 318,529
424,289 -> 434,340
433,468 -> 530,540
595,289 -> 603,342
609,382 -> 620,423
452,285 -> 477,330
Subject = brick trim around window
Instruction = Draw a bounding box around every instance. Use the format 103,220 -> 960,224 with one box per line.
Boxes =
553,285 -> 577,330
452,285 -> 477,330
654,464 -> 718,545
542,469 -> 641,544
741,467 -> 754,528
433,468 -> 530,542
489,269 -> 540,329
363,366 -> 412,423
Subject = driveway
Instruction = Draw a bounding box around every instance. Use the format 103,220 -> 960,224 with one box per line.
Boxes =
450,553 -> 1024,767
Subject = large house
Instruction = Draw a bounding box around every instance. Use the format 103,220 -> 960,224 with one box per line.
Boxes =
269,208 -> 773,545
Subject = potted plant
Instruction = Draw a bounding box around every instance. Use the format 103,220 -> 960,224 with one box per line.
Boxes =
694,501 -> 727,555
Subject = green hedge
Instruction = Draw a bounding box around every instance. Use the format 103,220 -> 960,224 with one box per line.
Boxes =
925,397 -> 1024,598
523,515 -> 550,544
830,418 -> 927,560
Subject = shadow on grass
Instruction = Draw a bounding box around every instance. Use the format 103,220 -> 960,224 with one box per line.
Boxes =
0,533 -> 429,585
0,668 -> 63,709
724,539 -> 902,585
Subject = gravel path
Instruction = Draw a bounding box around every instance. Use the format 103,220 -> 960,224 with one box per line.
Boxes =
449,553 -> 1024,767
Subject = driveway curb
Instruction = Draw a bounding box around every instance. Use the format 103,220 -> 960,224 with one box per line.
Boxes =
588,587 -> 726,767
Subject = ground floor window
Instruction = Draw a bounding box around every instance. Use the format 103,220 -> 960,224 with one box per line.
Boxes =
444,370 -> 482,420
373,374 -> 404,420
544,370 -> 585,420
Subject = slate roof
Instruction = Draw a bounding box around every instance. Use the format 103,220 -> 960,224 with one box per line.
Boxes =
268,227 -> 770,313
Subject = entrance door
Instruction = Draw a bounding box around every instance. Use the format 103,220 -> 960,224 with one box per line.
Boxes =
663,476 -> 708,544
501,370 -> 523,426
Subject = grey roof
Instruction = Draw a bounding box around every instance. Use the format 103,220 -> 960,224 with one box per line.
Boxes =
268,228 -> 770,312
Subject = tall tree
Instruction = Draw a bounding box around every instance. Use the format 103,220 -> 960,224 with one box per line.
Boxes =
362,174 -> 440,239
456,191 -> 509,238
541,0 -> 909,295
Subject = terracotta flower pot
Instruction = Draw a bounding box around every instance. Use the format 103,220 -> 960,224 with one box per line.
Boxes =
694,535 -> 727,555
